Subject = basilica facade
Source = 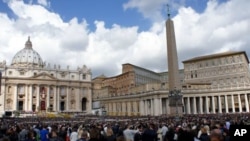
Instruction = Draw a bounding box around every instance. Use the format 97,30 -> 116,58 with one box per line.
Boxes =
0,37 -> 92,115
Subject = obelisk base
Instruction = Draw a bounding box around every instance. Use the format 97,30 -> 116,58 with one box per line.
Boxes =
169,106 -> 183,117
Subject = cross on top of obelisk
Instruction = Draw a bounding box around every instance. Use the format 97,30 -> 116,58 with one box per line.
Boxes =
166,4 -> 171,18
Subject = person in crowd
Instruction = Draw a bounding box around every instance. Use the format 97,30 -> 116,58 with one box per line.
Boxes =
19,125 -> 28,141
142,123 -> 157,141
70,127 -> 78,141
123,124 -> 137,141
77,131 -> 88,141
4,128 -> 15,141
58,126 -> 67,141
209,129 -> 224,141
40,125 -> 49,141
134,125 -> 143,141
89,125 -> 100,141
49,130 -> 63,141
105,126 -> 116,141
163,126 -> 175,141
199,126 -> 209,141
77,125 -> 84,139
157,124 -> 163,141
25,130 -> 36,141
161,124 -> 168,140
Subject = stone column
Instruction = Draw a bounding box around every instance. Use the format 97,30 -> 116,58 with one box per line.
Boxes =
140,100 -> 144,116
127,102 -> 131,116
187,97 -> 191,114
205,96 -> 209,113
29,85 -> 33,111
47,86 -> 50,112
212,96 -> 215,113
13,85 -> 18,111
218,96 -> 222,113
159,98 -> 162,115
25,85 -> 29,111
122,102 -> 126,116
245,94 -> 249,112
154,98 -> 159,116
166,98 -> 170,115
54,86 -> 58,111
151,99 -> 154,115
66,87 -> 69,111
193,97 -> 197,114
238,94 -> 242,112
231,95 -> 235,113
225,95 -> 229,113
112,103 -> 115,116
199,97 -> 203,114
36,85 -> 40,111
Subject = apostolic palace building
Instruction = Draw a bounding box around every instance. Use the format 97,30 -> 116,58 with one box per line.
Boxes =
1,14 -> 250,117
0,37 -> 92,115
91,15 -> 250,116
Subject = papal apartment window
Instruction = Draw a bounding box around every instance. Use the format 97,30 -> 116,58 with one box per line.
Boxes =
8,71 -> 12,75
212,60 -> 215,66
20,72 -> 25,75
71,75 -> 75,79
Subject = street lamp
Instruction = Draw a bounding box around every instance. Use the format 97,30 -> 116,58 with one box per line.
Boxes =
169,88 -> 182,121
101,106 -> 106,121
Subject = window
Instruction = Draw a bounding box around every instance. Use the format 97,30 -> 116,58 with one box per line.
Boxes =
206,62 -> 208,67
60,87 -> 66,95
18,85 -> 25,94
82,74 -> 86,79
51,73 -> 54,76
71,75 -> 75,79
8,71 -> 12,75
8,86 -> 11,93
61,74 -> 65,78
34,73 -> 37,76
212,60 -> 215,66
20,72 -> 25,75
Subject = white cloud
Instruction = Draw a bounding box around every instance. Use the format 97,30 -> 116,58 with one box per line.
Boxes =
123,0 -> 187,22
37,0 -> 50,7
0,0 -> 250,78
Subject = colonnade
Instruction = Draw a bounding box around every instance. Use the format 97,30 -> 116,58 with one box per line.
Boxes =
104,93 -> 250,116
183,93 -> 250,114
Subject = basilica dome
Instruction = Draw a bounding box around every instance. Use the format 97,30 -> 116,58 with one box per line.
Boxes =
11,37 -> 44,68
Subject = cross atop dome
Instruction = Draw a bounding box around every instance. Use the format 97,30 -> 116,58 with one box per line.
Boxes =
25,36 -> 32,49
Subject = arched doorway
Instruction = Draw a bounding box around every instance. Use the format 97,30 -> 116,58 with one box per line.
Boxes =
82,98 -> 87,111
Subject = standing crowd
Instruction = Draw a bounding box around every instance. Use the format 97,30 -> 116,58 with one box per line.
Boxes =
0,113 -> 249,141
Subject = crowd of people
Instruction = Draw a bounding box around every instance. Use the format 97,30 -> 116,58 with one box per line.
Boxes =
0,113 -> 249,141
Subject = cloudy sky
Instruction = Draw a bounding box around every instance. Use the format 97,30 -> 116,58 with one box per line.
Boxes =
0,0 -> 249,78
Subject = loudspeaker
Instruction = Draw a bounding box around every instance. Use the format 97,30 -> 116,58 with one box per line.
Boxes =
5,111 -> 12,117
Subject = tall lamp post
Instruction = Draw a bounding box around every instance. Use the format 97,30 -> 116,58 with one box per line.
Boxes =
169,88 -> 182,121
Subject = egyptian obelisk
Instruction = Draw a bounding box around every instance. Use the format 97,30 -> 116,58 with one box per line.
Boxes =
165,5 -> 183,116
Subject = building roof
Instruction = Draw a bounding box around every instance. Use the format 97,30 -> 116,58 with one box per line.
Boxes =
122,63 -> 161,75
182,51 -> 249,63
